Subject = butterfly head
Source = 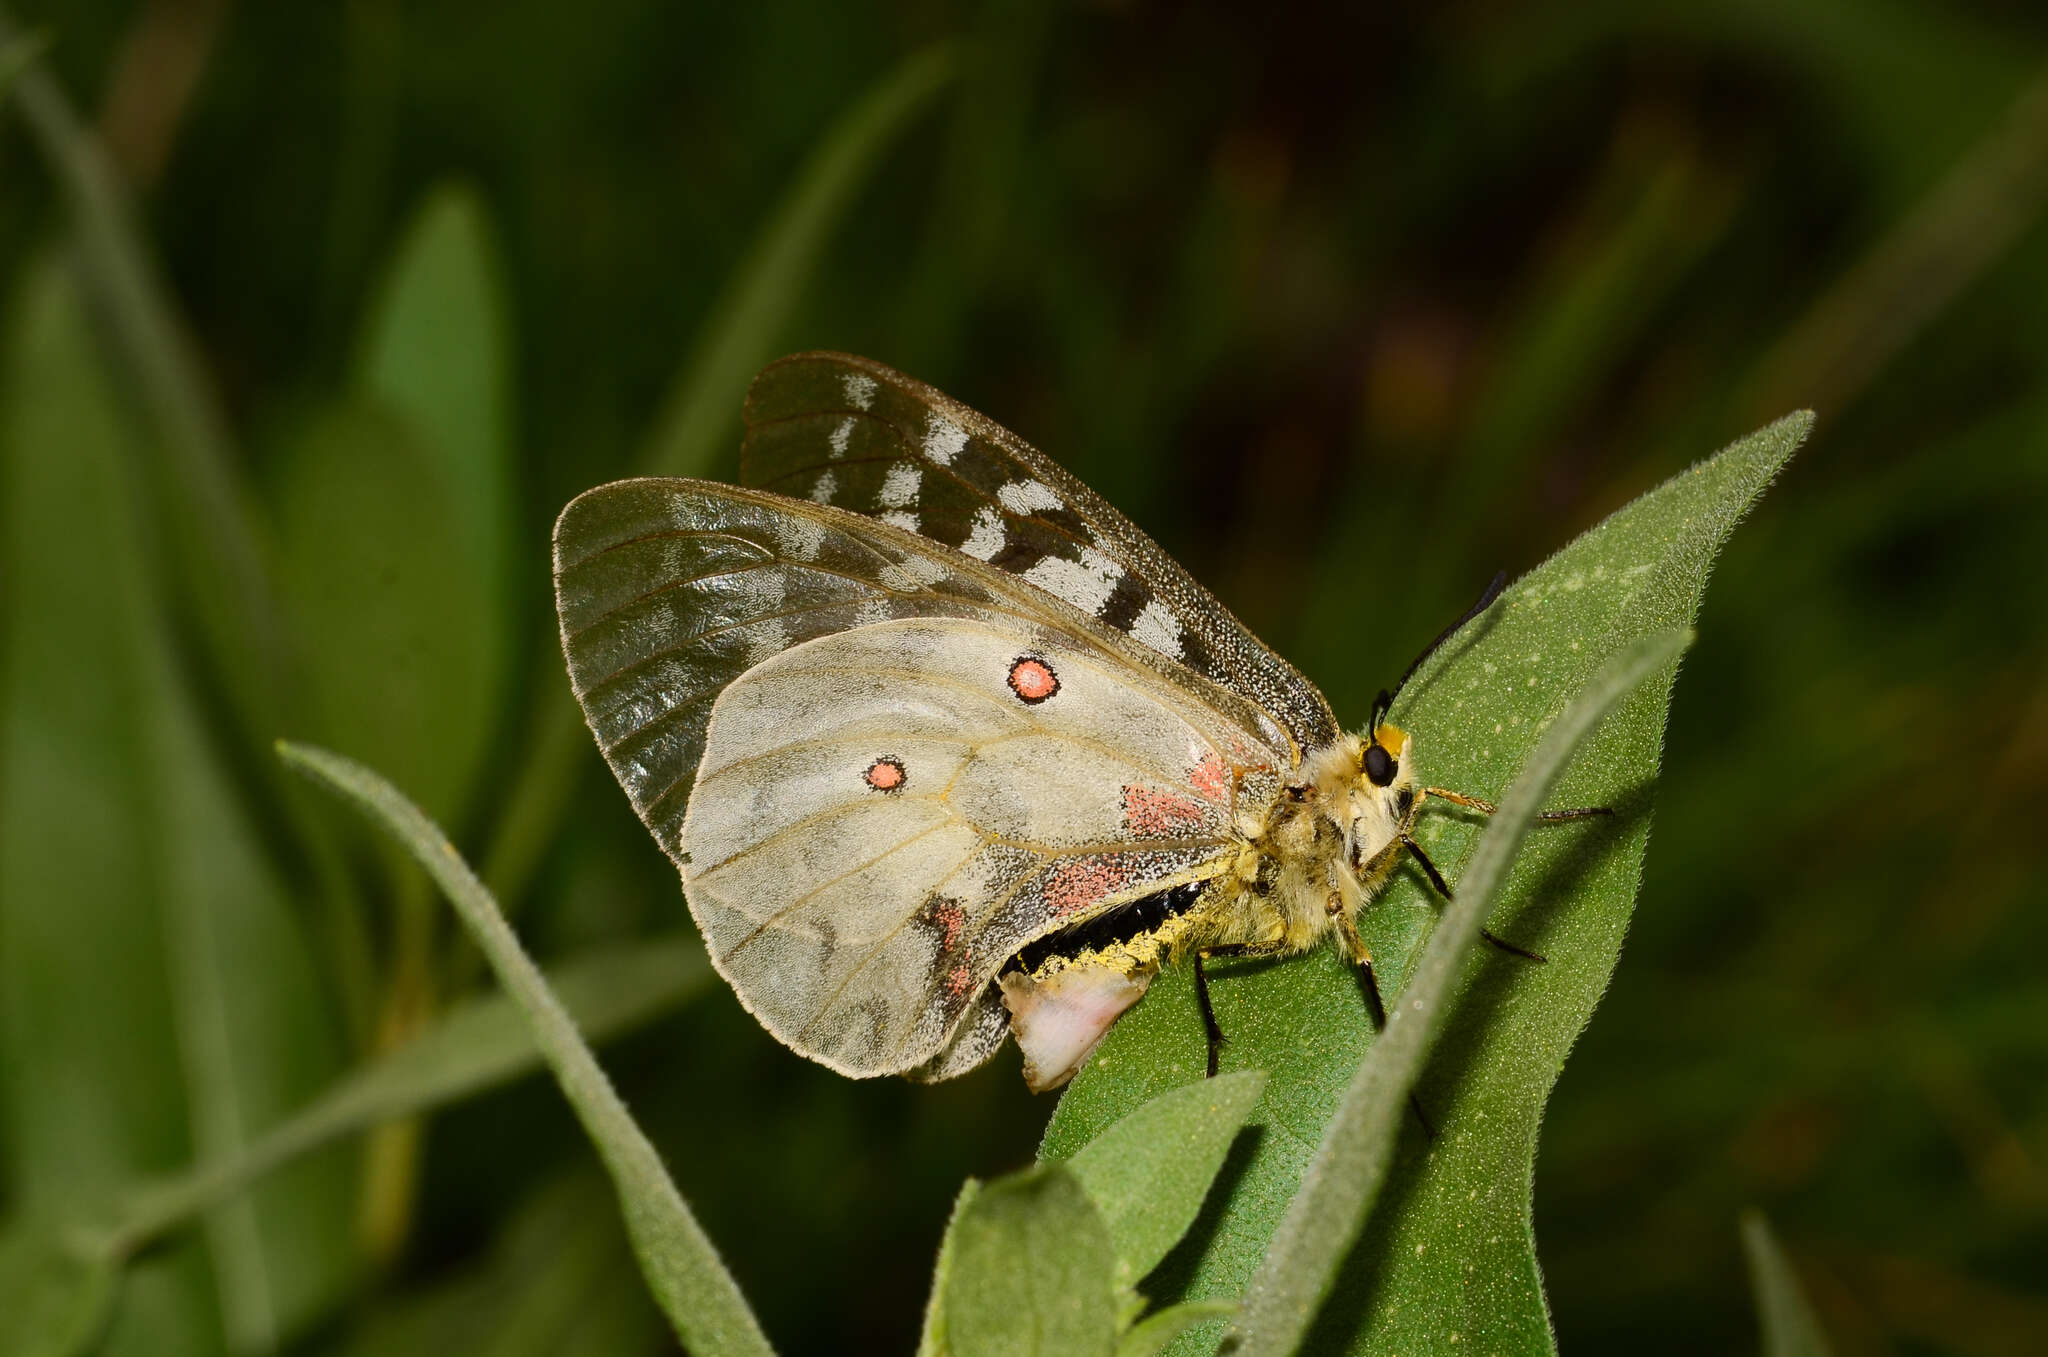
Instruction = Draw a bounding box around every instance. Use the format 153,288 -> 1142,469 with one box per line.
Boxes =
1298,721 -> 1416,882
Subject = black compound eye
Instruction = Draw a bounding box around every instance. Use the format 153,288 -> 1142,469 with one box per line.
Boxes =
1363,742 -> 1396,787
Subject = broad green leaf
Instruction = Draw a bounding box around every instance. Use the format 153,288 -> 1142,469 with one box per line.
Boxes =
0,1226 -> 114,1357
1055,1071 -> 1267,1289
1227,630 -> 1690,1357
941,1166 -> 1116,1357
1042,414 -> 1810,1354
98,935 -> 709,1262
271,402 -> 499,825
1741,1211 -> 1835,1357
279,742 -> 775,1357
1,255 -> 350,1354
356,181 -> 516,702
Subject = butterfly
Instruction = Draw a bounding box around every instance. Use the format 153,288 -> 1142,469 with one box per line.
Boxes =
553,353 -> 1605,1092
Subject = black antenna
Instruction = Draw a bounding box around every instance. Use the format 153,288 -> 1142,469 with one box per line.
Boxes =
1383,570 -> 1507,720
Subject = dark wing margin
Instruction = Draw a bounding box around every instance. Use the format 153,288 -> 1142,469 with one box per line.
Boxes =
739,351 -> 1340,754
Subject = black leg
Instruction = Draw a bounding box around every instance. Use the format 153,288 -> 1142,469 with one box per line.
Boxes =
1479,927 -> 1547,963
1406,835 -> 1547,963
1358,955 -> 1387,1031
1193,950 -> 1224,1078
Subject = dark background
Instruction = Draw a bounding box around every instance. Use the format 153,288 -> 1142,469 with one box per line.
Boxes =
3,1 -> 2046,1354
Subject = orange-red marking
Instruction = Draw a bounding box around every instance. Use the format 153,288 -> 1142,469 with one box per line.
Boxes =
1008,656 -> 1060,704
864,757 -> 907,791
1121,783 -> 1207,837
1041,856 -> 1134,918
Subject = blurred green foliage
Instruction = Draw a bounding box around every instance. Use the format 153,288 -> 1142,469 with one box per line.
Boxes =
2,1 -> 2045,1354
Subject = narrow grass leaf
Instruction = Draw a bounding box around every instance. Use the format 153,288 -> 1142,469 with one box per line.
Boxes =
1226,628 -> 1689,1357
278,742 -> 774,1357
1741,1211 -> 1835,1357
942,1166 -> 1116,1357
1056,1071 -> 1267,1289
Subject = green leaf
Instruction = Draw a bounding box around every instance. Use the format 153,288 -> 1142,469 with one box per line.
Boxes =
940,1166 -> 1117,1357
0,1226 -> 115,1357
356,180 -> 515,691
1041,414 -> 1809,1355
96,934 -> 710,1261
1055,1071 -> 1267,1289
1115,1302 -> 1238,1357
278,742 -> 775,1357
271,402 -> 501,825
1226,629 -> 1691,1357
1741,1211 -> 1835,1357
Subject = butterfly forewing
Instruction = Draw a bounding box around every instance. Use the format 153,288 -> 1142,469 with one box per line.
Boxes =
555,478 -> 1288,1078
740,351 -> 1339,755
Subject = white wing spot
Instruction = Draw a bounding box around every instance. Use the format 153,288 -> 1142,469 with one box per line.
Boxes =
997,478 -> 1064,515
808,470 -> 838,506
1021,546 -> 1123,616
1128,598 -> 1184,660
843,373 -> 877,410
960,506 -> 1006,561
829,417 -> 855,459
741,613 -> 790,666
923,414 -> 968,466
773,514 -> 828,562
878,462 -> 921,509
879,509 -> 920,532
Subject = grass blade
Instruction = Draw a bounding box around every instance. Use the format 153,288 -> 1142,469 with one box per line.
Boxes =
1224,627 -> 1691,1357
1741,1211 -> 1835,1357
278,742 -> 775,1357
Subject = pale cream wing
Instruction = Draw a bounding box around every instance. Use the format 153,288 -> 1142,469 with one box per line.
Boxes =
682,615 -> 1261,1078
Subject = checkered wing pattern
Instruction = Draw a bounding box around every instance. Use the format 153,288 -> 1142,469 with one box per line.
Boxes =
554,479 -> 1284,1079
740,352 -> 1339,758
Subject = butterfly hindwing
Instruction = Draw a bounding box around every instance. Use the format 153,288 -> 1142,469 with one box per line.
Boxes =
555,478 -> 1288,1078
684,615 -> 1253,1076
740,352 -> 1339,755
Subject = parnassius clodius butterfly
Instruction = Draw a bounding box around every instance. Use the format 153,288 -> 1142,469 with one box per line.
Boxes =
553,353 -> 1604,1092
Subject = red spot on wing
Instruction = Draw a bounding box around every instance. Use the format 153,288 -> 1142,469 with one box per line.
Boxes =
1121,784 -> 1209,837
947,963 -> 973,998
864,756 -> 906,791
1190,752 -> 1229,802
1008,656 -> 1060,704
1041,856 -> 1135,918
